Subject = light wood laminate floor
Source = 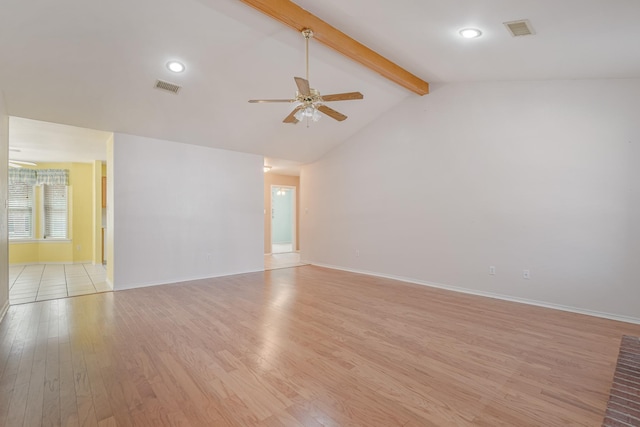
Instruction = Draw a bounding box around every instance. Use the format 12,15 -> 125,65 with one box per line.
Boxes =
1,265 -> 639,426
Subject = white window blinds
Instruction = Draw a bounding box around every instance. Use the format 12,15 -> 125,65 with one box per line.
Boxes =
8,183 -> 34,239
44,184 -> 68,239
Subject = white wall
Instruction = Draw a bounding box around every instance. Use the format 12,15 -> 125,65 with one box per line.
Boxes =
301,79 -> 640,321
0,92 -> 8,320
112,133 -> 264,290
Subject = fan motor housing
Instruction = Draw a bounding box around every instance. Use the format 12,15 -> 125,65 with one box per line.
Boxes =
296,88 -> 322,104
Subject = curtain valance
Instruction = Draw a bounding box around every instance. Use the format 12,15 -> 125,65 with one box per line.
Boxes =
35,169 -> 69,185
9,169 -> 69,185
8,168 -> 37,185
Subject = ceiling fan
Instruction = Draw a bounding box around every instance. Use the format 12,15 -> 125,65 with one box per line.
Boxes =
249,29 -> 363,124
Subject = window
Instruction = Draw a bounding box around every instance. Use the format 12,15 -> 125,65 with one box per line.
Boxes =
8,183 -> 34,239
43,184 -> 68,239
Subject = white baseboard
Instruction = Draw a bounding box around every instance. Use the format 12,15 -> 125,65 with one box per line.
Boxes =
0,299 -> 9,324
112,268 -> 265,291
310,262 -> 640,326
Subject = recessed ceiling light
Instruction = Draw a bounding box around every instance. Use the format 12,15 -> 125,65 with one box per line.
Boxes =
166,61 -> 185,73
459,28 -> 482,39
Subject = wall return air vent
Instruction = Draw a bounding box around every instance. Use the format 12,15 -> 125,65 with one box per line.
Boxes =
503,19 -> 535,37
154,79 -> 182,94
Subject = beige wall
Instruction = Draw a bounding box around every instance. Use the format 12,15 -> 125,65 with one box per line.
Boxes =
264,173 -> 300,254
92,160 -> 103,264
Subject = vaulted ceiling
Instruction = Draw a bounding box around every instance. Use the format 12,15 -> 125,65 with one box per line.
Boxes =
2,0 -> 639,167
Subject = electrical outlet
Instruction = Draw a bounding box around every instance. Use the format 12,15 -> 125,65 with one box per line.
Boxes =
523,269 -> 530,279
355,249 -> 360,257
489,266 -> 496,275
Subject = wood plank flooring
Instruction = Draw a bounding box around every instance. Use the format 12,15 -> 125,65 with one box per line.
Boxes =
1,265 -> 639,426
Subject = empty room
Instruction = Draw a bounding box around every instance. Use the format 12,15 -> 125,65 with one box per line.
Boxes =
1,0 -> 639,426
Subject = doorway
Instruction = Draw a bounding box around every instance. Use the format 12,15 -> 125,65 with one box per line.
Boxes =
271,185 -> 296,254
7,117 -> 111,304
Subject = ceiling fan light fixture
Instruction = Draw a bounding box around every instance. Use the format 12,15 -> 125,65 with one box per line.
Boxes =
459,28 -> 482,39
294,105 -> 322,122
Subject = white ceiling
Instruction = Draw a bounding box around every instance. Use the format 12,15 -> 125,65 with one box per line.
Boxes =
1,0 -> 639,170
9,117 -> 111,163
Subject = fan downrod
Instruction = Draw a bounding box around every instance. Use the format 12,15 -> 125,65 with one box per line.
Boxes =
301,29 -> 313,81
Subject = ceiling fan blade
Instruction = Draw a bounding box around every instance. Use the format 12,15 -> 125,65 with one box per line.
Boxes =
317,105 -> 347,121
283,105 -> 303,124
294,77 -> 311,96
248,99 -> 295,103
321,92 -> 364,102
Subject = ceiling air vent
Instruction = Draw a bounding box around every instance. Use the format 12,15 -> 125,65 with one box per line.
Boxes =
154,79 -> 182,94
504,19 -> 535,37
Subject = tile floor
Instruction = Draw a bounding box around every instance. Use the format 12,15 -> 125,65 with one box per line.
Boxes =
9,263 -> 111,305
271,243 -> 294,254
9,255 -> 304,305
264,252 -> 308,271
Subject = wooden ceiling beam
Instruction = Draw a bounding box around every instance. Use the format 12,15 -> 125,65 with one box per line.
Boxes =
237,0 -> 429,95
